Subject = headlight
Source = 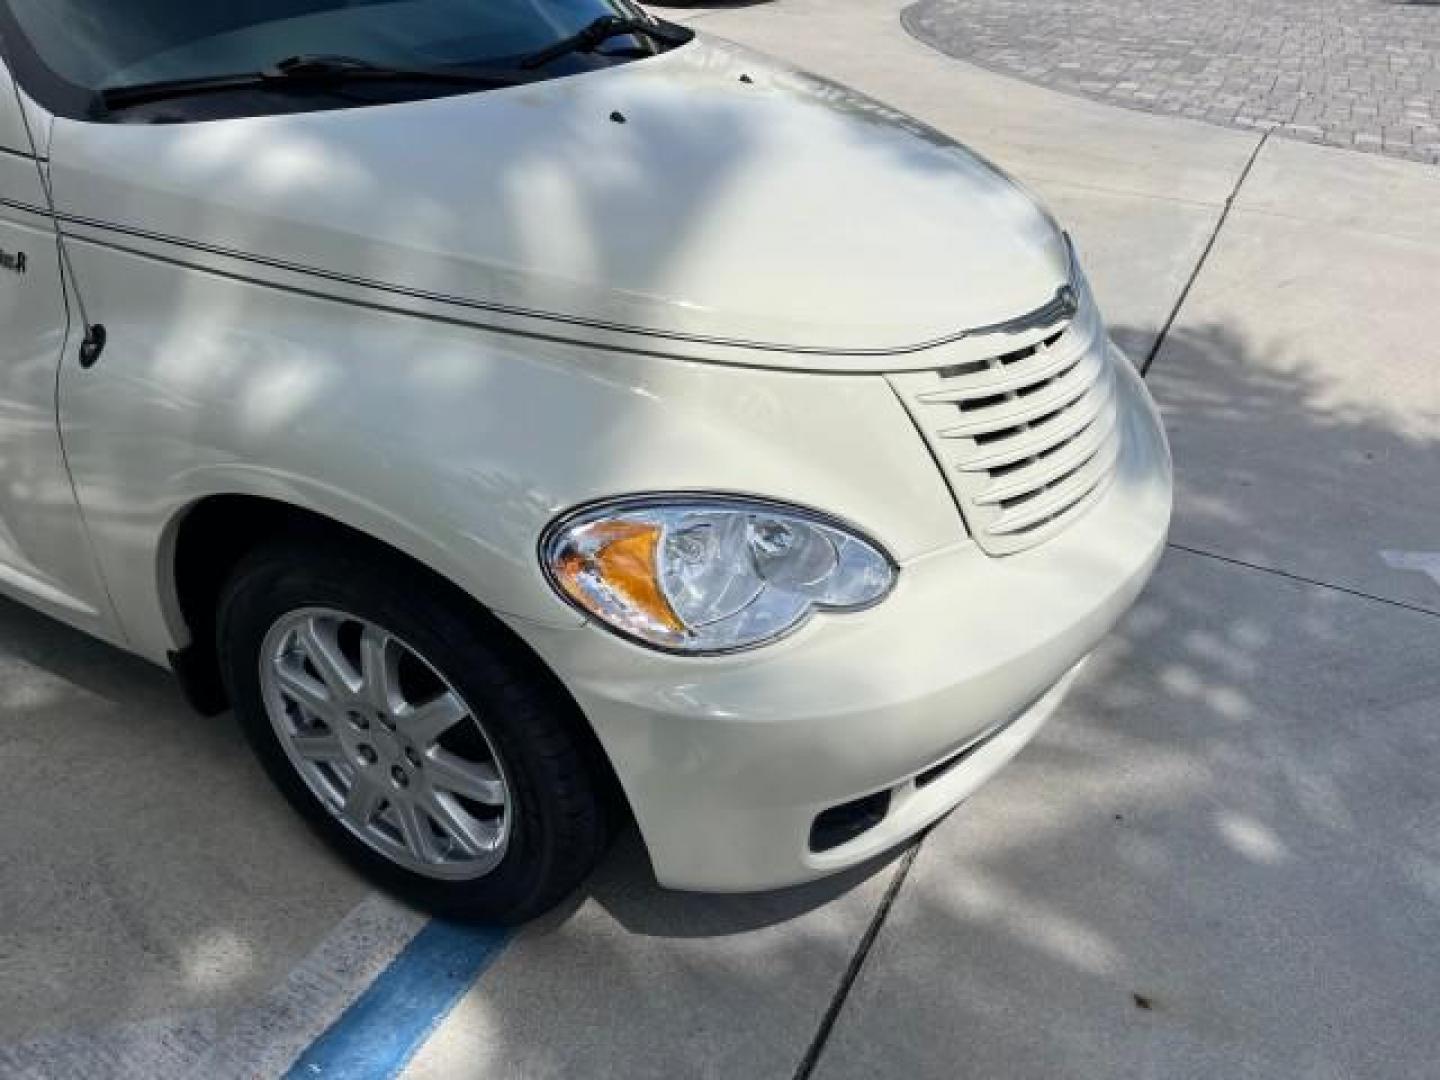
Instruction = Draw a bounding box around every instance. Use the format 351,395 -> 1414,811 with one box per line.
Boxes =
541,496 -> 897,654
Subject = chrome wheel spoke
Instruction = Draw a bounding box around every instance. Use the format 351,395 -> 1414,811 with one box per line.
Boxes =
393,799 -> 441,864
396,690 -> 467,746
299,619 -> 359,701
291,731 -> 347,764
427,750 -> 506,806
339,773 -> 385,828
358,625 -> 399,712
420,789 -> 495,858
275,662 -> 335,721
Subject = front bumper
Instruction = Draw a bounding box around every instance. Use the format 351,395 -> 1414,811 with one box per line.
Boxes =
510,350 -> 1171,891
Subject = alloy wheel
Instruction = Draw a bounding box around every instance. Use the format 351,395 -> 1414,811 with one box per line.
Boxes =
258,607 -> 512,881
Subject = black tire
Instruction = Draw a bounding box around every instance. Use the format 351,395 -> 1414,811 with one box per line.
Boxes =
217,537 -> 612,923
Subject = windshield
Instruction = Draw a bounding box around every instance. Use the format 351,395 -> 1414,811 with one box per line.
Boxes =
0,0 -> 669,120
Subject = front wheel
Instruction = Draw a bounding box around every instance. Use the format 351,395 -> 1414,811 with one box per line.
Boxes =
217,539 -> 612,923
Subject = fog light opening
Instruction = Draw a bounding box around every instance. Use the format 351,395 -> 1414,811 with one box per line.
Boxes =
809,790 -> 892,853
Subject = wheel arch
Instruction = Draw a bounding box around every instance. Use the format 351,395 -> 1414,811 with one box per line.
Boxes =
163,494 -> 357,711
161,490 -> 630,825
162,495 -> 578,724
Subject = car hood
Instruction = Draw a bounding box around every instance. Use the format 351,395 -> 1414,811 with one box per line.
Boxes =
48,37 -> 1070,361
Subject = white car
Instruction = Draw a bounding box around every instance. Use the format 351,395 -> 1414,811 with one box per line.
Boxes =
0,0 -> 1170,921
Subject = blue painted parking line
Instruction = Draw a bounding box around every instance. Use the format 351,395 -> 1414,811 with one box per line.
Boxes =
284,919 -> 511,1079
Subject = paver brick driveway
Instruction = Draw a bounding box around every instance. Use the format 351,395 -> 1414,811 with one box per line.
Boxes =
904,0 -> 1440,163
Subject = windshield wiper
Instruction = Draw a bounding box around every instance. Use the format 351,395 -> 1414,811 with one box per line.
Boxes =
518,15 -> 690,70
100,54 -> 536,113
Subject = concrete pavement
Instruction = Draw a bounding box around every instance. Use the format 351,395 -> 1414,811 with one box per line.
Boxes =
0,597 -> 406,1075
1154,135 -> 1440,613
0,2 -> 1435,1077
818,545 -> 1440,1079
403,840 -> 905,1079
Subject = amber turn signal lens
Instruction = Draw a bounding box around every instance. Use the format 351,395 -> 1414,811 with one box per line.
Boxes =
553,520 -> 686,636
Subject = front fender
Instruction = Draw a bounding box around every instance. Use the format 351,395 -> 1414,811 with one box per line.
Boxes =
59,245 -> 962,665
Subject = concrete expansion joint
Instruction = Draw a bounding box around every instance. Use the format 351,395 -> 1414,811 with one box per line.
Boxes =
1169,542 -> 1440,621
1142,130 -> 1272,377
793,841 -> 925,1080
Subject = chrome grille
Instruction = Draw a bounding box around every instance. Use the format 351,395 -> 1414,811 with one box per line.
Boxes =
888,294 -> 1120,555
